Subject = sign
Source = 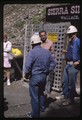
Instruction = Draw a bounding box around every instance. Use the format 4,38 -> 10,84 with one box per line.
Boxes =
46,4 -> 81,38
46,4 -> 80,22
48,32 -> 58,42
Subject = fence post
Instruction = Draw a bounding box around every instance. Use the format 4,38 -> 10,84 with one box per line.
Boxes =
22,21 -> 27,79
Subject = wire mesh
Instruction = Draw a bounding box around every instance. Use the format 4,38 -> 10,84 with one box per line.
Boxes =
23,22 -> 71,91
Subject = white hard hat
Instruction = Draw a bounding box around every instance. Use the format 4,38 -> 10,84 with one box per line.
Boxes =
66,25 -> 78,34
31,33 -> 41,44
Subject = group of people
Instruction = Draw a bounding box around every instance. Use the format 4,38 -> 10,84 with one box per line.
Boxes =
24,25 -> 80,118
3,25 -> 80,118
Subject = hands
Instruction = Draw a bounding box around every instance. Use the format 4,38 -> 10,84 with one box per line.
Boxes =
62,49 -> 67,53
74,61 -> 79,66
24,72 -> 32,80
73,61 -> 80,70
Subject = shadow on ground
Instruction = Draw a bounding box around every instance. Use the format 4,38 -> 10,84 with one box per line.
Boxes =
40,97 -> 80,117
44,97 -> 56,109
4,98 -> 8,112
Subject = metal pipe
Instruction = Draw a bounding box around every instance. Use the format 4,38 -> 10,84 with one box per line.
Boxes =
22,21 -> 27,79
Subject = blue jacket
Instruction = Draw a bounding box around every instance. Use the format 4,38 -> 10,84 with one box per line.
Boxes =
65,37 -> 80,62
24,45 -> 56,76
73,37 -> 80,62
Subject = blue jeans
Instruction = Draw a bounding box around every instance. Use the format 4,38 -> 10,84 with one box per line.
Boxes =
29,74 -> 47,118
62,64 -> 78,100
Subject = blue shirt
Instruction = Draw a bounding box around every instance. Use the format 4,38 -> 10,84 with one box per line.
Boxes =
65,37 -> 80,62
73,37 -> 80,62
24,45 -> 56,75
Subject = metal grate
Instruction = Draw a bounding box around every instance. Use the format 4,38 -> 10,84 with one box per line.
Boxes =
23,22 -> 71,91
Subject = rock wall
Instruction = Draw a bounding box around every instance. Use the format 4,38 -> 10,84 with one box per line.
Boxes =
3,4 -> 62,53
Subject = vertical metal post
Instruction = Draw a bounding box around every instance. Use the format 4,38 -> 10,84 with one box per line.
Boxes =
22,21 -> 27,79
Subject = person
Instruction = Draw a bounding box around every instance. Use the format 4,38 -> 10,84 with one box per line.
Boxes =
39,30 -> 55,98
73,36 -> 80,70
59,25 -> 80,105
24,33 -> 56,118
3,34 -> 12,85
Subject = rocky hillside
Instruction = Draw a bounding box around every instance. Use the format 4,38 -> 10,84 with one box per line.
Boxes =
3,4 -> 61,53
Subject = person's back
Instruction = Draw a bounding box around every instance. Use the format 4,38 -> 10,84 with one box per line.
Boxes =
25,45 -> 55,76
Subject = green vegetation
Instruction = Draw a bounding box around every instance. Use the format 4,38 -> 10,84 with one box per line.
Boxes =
11,34 -> 16,39
14,21 -> 25,29
31,8 -> 46,24
32,16 -> 40,24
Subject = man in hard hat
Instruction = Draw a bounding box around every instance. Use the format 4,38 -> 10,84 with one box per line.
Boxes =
39,30 -> 55,98
60,25 -> 80,105
24,33 -> 56,118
